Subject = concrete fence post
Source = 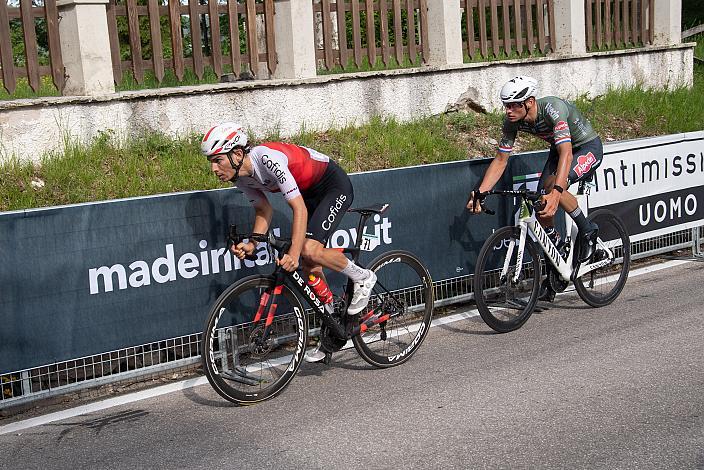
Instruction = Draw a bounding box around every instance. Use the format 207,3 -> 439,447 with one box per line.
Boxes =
57,0 -> 115,95
551,0 -> 586,55
256,15 -> 271,79
273,0 -> 317,79
652,0 -> 682,45
425,0 -> 464,66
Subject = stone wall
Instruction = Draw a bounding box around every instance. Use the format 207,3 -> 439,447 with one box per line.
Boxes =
0,44 -> 694,164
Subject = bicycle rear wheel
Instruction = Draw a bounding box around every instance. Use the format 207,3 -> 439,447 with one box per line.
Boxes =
202,275 -> 308,405
352,250 -> 434,368
474,226 -> 541,333
574,209 -> 630,307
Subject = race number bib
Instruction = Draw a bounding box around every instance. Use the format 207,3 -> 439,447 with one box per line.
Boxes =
360,231 -> 380,251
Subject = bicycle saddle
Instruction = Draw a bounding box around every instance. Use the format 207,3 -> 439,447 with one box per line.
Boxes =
348,203 -> 389,215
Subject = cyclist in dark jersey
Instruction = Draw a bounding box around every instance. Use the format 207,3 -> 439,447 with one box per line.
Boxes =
201,123 -> 377,360
467,76 -> 603,300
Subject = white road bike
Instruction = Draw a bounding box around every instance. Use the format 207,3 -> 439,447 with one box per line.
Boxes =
472,183 -> 630,333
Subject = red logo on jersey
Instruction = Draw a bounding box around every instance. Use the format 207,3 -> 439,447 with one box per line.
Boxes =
574,152 -> 597,177
554,121 -> 568,132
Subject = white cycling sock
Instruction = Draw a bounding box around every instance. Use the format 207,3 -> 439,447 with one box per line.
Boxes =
341,260 -> 369,282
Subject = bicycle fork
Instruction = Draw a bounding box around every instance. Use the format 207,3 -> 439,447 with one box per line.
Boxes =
500,224 -> 529,285
253,284 -> 283,343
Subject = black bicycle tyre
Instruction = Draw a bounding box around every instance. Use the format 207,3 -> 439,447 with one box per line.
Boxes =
352,250 -> 434,368
474,226 -> 541,333
574,209 -> 630,307
201,275 -> 308,405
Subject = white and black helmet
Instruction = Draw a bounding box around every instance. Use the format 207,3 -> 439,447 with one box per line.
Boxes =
500,76 -> 538,104
201,122 -> 249,157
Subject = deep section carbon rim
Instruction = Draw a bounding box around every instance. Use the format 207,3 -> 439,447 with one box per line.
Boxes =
202,276 -> 308,405
474,226 -> 541,333
352,250 -> 434,368
574,210 -> 630,307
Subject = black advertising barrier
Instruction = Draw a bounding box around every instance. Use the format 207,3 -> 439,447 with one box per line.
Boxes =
1,132 -> 702,373
0,158 -> 506,374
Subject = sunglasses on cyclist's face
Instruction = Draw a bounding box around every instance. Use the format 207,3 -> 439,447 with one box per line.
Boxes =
503,102 -> 524,110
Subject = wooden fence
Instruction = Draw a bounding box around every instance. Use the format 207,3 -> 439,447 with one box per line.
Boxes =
106,0 -> 276,85
0,0 -> 63,94
462,0 -> 556,60
0,0 -> 669,96
585,0 -> 653,51
313,0 -> 429,71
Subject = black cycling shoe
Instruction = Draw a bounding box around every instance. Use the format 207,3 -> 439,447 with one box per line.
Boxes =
578,226 -> 599,263
538,279 -> 556,303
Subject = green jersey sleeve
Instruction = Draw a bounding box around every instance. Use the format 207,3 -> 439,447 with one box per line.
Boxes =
498,118 -> 519,154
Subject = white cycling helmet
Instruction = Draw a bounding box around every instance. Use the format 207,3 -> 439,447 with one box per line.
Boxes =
500,76 -> 538,104
201,122 -> 249,157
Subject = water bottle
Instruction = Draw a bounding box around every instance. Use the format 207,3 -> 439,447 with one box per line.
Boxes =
308,274 -> 333,304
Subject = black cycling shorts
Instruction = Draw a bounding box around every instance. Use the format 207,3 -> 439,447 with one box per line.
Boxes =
302,160 -> 354,244
538,137 -> 604,192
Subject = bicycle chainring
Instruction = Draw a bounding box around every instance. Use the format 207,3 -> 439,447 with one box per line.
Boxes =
547,267 -> 569,292
318,323 -> 345,352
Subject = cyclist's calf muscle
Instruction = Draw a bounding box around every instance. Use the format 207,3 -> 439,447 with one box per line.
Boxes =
300,239 -> 349,272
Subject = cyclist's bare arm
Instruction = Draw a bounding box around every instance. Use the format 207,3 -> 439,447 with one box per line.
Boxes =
279,195 -> 308,272
467,151 -> 509,212
252,201 -> 273,237
234,196 -> 273,259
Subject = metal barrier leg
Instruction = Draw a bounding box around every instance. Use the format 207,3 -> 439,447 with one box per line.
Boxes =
21,371 -> 30,397
694,226 -> 704,260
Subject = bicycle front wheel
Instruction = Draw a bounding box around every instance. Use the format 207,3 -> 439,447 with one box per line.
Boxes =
352,250 -> 434,368
574,209 -> 630,307
474,226 -> 541,333
201,275 -> 308,405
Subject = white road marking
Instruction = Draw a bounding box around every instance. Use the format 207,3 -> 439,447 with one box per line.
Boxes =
0,377 -> 207,436
0,258 -> 692,436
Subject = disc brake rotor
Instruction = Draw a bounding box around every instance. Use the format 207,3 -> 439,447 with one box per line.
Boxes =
248,325 -> 274,359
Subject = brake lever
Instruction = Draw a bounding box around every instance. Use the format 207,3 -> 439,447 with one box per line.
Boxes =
227,225 -> 258,261
481,201 -> 496,216
470,191 -> 495,216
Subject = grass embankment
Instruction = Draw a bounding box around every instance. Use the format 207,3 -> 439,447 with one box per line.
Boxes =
1,63 -> 703,212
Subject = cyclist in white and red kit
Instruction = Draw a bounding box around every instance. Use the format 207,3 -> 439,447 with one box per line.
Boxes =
201,123 -> 376,360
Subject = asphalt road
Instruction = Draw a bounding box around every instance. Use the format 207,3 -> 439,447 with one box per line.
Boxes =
1,261 -> 703,469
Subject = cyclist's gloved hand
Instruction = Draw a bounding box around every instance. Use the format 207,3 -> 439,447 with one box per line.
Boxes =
466,190 -> 483,214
